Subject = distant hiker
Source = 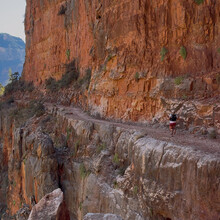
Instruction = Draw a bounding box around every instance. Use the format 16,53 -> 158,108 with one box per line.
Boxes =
169,112 -> 177,136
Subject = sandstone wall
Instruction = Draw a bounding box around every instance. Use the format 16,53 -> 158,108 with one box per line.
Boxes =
23,0 -> 220,123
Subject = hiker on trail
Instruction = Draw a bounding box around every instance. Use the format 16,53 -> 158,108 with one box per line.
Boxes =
169,112 -> 177,136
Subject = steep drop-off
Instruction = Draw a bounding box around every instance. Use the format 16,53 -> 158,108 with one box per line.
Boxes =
0,100 -> 219,220
23,0 -> 220,126
2,0 -> 219,219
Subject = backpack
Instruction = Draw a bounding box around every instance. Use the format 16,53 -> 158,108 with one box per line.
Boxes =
170,114 -> 177,121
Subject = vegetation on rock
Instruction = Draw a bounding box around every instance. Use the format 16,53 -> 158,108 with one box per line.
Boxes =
79,163 -> 90,179
4,72 -> 34,96
194,0 -> 204,5
66,49 -> 70,60
113,153 -> 119,165
174,76 -> 184,85
160,47 -> 168,61
134,72 -> 139,82
45,64 -> 79,92
180,46 -> 187,60
96,142 -> 106,154
45,64 -> 91,92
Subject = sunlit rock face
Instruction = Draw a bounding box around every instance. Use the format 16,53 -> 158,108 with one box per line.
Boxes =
23,0 -> 220,126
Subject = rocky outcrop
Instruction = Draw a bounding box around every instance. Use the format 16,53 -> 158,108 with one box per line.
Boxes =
23,0 -> 220,126
28,188 -> 64,220
0,104 -> 58,217
0,101 -> 219,220
47,104 -> 220,220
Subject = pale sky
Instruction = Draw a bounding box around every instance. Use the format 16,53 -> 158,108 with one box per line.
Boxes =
0,0 -> 26,41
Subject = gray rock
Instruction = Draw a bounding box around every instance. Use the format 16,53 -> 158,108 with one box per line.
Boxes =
28,188 -> 63,220
83,213 -> 123,220
207,127 -> 217,139
16,204 -> 31,220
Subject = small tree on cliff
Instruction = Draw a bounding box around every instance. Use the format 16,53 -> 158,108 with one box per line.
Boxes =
9,71 -> 19,83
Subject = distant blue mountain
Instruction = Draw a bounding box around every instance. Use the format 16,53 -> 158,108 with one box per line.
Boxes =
0,33 -> 25,85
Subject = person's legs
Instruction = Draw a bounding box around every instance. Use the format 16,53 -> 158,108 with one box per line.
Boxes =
173,124 -> 176,135
173,127 -> 176,135
170,123 -> 176,136
169,124 -> 173,136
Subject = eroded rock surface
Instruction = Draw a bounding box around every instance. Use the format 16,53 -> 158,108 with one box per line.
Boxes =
28,188 -> 63,220
0,101 -> 219,220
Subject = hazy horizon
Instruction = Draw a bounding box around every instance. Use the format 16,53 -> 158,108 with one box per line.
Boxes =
0,0 -> 26,41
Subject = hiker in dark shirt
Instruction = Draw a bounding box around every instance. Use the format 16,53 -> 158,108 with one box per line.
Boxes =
169,112 -> 177,136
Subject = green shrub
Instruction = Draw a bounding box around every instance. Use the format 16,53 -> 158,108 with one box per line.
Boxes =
179,46 -> 187,60
194,0 -> 204,5
133,186 -> 138,195
45,61 -> 79,91
79,163 -> 90,179
66,127 -> 71,141
79,202 -> 83,210
134,72 -> 139,82
59,71 -> 78,88
182,94 -> 188,100
76,68 -> 91,90
174,76 -> 184,85
4,79 -> 34,96
113,180 -> 118,189
160,47 -> 168,61
113,153 -> 119,165
66,49 -> 70,60
79,164 -> 87,178
74,140 -> 80,154
107,54 -> 114,62
119,166 -> 127,176
96,143 -> 106,154
45,77 -> 58,92
218,48 -> 220,54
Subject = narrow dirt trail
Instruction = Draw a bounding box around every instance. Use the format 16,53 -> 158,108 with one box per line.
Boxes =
46,103 -> 220,156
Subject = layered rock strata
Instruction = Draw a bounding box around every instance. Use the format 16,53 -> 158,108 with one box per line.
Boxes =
1,101 -> 219,220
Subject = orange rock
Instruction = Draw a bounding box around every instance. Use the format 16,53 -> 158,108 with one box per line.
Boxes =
23,0 -> 220,125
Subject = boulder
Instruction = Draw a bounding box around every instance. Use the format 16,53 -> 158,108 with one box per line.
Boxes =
28,188 -> 64,220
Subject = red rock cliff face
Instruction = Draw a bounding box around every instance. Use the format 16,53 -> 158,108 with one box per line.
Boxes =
23,0 -> 220,123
